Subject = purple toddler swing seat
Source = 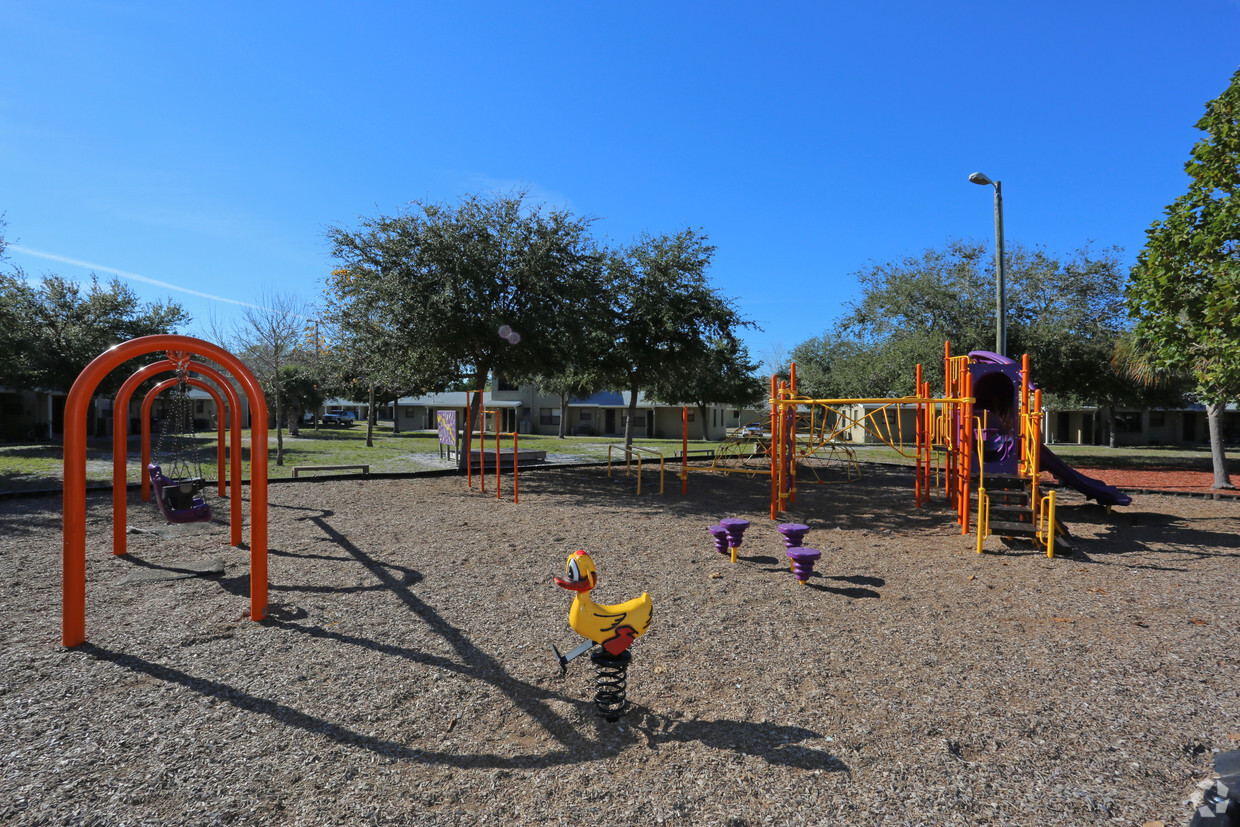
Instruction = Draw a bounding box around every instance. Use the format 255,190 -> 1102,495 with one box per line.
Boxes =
148,462 -> 211,524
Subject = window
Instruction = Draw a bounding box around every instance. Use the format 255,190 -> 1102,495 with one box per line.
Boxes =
1149,411 -> 1166,428
539,407 -> 560,426
686,411 -> 695,421
579,411 -> 592,422
731,410 -> 740,420
1115,412 -> 1142,434
496,374 -> 519,391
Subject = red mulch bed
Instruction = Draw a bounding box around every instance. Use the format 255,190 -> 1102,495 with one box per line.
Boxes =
1044,466 -> 1240,498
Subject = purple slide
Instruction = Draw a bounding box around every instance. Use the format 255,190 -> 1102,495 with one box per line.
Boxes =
1038,445 -> 1132,507
967,350 -> 1131,507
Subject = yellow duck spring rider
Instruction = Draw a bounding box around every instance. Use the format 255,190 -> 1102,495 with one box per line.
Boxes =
551,550 -> 653,671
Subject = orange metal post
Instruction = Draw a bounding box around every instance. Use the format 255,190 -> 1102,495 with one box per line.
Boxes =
681,406 -> 688,496
64,334 -> 268,648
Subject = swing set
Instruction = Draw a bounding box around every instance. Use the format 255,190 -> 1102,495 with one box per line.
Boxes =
63,335 -> 268,648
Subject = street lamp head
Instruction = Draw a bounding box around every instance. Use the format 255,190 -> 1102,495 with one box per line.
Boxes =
968,172 -> 994,186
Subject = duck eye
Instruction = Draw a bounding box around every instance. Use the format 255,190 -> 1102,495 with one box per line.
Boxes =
568,559 -> 580,580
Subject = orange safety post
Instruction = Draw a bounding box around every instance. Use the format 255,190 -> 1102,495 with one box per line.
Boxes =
479,401 -> 486,495
64,334 -> 268,647
513,431 -> 519,504
681,406 -> 688,496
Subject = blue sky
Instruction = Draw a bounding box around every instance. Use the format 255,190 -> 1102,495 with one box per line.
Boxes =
3,1 -> 1238,370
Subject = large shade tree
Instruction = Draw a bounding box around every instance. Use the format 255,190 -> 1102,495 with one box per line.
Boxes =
792,240 -> 1141,411
1,220 -> 189,397
605,229 -> 752,450
1129,66 -> 1240,488
326,191 -> 605,460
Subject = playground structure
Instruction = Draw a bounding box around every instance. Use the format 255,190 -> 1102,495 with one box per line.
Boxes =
113,357 -> 245,549
464,392 -> 520,503
62,335 -> 269,647
764,359 -> 976,527
759,343 -> 1130,557
605,407 -> 693,496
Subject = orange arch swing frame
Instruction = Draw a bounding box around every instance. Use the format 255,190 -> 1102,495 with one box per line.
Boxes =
110,359 -> 246,553
63,335 -> 268,648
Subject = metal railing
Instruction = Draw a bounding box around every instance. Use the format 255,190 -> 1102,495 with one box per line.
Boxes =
607,444 -> 665,495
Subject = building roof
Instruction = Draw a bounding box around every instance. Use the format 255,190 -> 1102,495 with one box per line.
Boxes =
393,392 -> 520,409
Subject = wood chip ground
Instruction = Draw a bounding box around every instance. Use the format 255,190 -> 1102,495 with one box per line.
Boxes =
2,465 -> 1238,825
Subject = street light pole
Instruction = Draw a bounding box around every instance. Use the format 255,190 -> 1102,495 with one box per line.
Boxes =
969,172 -> 1005,356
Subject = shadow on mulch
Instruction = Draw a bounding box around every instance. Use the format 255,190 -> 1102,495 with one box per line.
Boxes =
1055,501 -> 1240,568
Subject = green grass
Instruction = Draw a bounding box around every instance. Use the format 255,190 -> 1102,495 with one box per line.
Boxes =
0,425 -> 713,494
2,425 -> 1235,495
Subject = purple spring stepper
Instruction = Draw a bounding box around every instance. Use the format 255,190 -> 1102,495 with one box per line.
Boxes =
708,524 -> 729,556
718,518 -> 750,563
777,523 -> 810,549
786,547 -> 822,585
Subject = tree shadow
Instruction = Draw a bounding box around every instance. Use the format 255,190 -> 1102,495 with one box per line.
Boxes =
74,499 -> 853,773
1054,502 -> 1240,567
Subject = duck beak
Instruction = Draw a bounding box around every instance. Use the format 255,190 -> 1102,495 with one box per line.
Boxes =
554,575 -> 591,592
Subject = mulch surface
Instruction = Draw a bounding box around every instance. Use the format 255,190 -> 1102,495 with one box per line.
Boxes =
1049,467 -> 1240,498
3,464 -> 1239,825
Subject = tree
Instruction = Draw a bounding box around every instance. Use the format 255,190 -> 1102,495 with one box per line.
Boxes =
0,224 -> 189,397
605,230 -> 752,450
277,364 -> 324,437
835,240 -> 1131,400
326,191 -> 605,460
1129,66 -> 1240,489
234,290 -> 313,467
647,334 -> 764,440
